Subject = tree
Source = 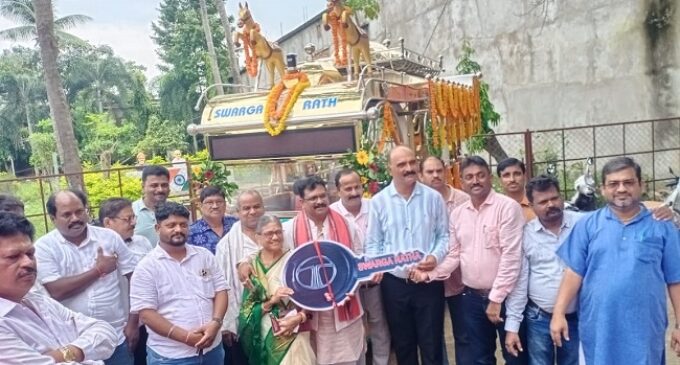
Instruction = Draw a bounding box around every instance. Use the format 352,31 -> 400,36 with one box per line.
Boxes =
27,119 -> 56,175
346,0 -> 380,20
455,41 -> 508,162
198,0 -> 224,95
0,0 -> 91,46
79,113 -> 136,172
136,115 -> 188,158
33,0 -> 83,189
214,0 -> 243,88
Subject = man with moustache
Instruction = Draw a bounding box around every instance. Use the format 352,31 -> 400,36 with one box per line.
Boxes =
550,157 -> 680,364
35,190 -> 139,365
365,146 -> 449,365
284,175 -> 366,365
419,156 -> 470,364
133,166 -> 171,246
411,156 -> 526,365
216,189 -> 265,365
188,186 -> 238,254
502,175 -> 581,364
331,168 -> 390,365
0,212 -> 118,364
130,202 -> 228,364
497,158 -> 535,221
99,198 -> 153,365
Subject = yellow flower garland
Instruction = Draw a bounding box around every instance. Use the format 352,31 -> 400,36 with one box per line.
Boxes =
263,72 -> 311,136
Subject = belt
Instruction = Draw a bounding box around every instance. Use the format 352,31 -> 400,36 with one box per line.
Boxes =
464,286 -> 491,298
528,300 -> 578,321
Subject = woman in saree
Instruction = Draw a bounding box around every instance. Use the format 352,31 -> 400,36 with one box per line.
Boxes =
239,215 -> 316,365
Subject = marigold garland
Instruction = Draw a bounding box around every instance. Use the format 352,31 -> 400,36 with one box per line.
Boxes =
241,23 -> 261,77
263,72 -> 310,136
327,10 -> 348,67
427,79 -> 440,148
377,101 -> 399,152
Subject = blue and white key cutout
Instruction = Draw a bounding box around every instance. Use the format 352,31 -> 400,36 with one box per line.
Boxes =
282,240 -> 425,311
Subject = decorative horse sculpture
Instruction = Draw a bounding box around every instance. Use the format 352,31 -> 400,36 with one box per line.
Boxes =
322,0 -> 372,77
233,2 -> 285,88
565,157 -> 598,212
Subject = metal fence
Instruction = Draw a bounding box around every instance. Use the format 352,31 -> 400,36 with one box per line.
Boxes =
479,117 -> 680,201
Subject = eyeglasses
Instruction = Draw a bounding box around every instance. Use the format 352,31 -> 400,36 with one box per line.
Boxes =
604,179 -> 638,190
113,215 -> 136,224
259,230 -> 283,239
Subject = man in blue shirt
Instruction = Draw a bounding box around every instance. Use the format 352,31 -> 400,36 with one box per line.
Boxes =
551,157 -> 680,364
365,146 -> 449,365
188,186 -> 238,254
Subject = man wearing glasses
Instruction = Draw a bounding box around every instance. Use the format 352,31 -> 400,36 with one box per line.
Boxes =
35,190 -> 139,365
188,186 -> 238,254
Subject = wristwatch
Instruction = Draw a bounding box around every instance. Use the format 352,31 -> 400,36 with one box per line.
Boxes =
60,346 -> 77,362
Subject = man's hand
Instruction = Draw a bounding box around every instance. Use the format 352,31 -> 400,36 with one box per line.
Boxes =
270,287 -> 294,303
416,255 -> 437,271
408,269 -> 429,284
370,272 -> 383,284
185,331 -> 204,347
192,321 -> 221,349
44,345 -> 84,363
222,331 -> 237,347
274,313 -> 304,337
651,205 -> 675,221
550,314 -> 570,347
671,329 -> 680,357
486,301 -> 503,324
95,247 -> 117,275
124,321 -> 139,353
237,263 -> 254,290
505,331 -> 523,357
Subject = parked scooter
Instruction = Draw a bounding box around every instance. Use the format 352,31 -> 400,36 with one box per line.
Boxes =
565,157 -> 598,212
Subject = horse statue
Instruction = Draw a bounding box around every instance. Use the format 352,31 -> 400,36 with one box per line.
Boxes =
322,0 -> 372,77
233,2 -> 285,88
565,157 -> 598,212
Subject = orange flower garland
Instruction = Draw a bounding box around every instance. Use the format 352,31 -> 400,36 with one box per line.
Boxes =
241,23 -> 261,77
263,72 -> 311,136
327,11 -> 348,67
427,79 -> 440,148
377,101 -> 399,152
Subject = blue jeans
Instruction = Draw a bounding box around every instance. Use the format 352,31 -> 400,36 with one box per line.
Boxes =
105,342 -> 133,365
146,346 -> 224,365
525,303 -> 579,365
458,288 -> 528,365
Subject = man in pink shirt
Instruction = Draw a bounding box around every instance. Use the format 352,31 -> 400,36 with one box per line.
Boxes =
412,156 -> 526,365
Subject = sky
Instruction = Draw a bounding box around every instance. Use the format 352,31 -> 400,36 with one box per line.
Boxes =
0,0 -> 323,80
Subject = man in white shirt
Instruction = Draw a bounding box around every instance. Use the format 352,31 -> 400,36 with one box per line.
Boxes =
35,190 -> 139,365
215,189 -> 264,365
0,212 -> 118,364
130,202 -> 228,364
330,168 -> 390,365
99,197 -> 153,365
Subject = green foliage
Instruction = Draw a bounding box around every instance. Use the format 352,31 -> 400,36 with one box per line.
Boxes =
339,138 -> 390,196
191,160 -> 239,200
345,0 -> 381,20
455,41 -> 502,153
79,113 -> 137,167
28,119 -> 56,174
84,167 -> 142,208
186,149 -> 209,162
136,115 -> 188,158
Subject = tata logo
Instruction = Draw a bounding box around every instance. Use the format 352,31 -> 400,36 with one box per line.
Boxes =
294,255 -> 338,290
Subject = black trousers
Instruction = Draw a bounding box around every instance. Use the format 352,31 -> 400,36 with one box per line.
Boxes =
133,326 -> 148,365
226,339 -> 248,365
381,273 -> 445,365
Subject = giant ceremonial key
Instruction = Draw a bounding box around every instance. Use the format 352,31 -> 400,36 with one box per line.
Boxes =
282,240 -> 425,311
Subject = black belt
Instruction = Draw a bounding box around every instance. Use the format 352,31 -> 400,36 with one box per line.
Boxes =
464,286 -> 491,298
528,300 -> 578,321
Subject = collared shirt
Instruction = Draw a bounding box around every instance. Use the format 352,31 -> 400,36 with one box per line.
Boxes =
132,199 -> 159,246
330,198 -> 370,254
130,244 -> 228,359
442,185 -> 470,297
35,225 -> 138,345
557,206 -> 680,365
365,182 -> 449,278
430,191 -> 524,303
216,221 -> 259,335
504,210 -> 583,332
0,291 -> 118,365
188,216 -> 239,254
519,195 -> 536,221
120,235 -> 153,315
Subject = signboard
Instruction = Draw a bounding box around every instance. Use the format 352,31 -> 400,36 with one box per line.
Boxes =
282,240 -> 424,311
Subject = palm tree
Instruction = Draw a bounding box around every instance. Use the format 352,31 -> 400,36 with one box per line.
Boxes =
33,0 -> 83,189
198,0 -> 224,95
0,0 -> 91,46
